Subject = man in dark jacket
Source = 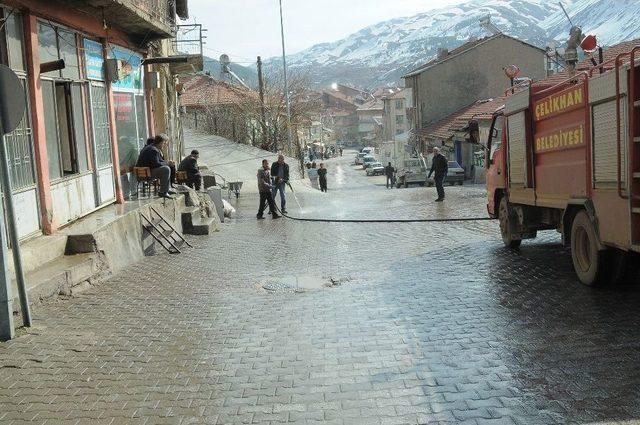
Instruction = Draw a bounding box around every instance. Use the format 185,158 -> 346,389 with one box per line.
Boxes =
385,162 -> 395,189
270,154 -> 289,214
136,134 -> 175,198
427,147 -> 448,202
178,150 -> 202,190
257,159 -> 280,219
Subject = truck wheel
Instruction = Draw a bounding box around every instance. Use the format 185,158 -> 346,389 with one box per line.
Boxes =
570,210 -> 610,286
499,197 -> 521,249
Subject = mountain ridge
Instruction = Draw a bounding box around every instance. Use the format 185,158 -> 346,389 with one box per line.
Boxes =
265,0 -> 640,89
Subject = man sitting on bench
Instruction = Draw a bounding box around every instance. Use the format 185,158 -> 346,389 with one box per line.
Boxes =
136,134 -> 175,199
178,150 -> 202,191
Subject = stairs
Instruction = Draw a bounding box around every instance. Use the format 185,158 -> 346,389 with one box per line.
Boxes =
181,206 -> 218,235
140,207 -> 192,254
9,235 -> 109,313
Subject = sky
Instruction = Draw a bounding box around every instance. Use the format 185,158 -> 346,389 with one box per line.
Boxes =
184,0 -> 465,65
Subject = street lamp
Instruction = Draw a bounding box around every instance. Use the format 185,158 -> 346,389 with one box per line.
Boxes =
278,0 -> 293,155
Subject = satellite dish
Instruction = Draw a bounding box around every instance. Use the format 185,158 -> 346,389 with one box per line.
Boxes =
0,64 -> 26,134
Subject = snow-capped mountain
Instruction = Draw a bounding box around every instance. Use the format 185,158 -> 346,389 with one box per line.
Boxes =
267,0 -> 640,89
542,0 -> 640,47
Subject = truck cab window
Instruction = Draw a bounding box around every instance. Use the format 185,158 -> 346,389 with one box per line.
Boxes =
489,116 -> 503,159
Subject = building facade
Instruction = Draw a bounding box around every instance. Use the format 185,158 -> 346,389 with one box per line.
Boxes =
382,88 -> 412,141
0,0 -> 191,239
356,99 -> 383,145
403,34 -> 546,129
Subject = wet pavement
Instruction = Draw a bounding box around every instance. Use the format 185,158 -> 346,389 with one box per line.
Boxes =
2,151 -> 640,424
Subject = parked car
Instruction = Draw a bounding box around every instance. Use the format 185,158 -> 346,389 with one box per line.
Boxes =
362,155 -> 377,169
427,161 -> 465,186
362,146 -> 375,156
355,152 -> 367,165
396,157 -> 428,188
366,162 -> 385,176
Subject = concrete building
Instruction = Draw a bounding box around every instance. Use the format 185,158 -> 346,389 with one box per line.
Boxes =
356,98 -> 383,145
403,34 -> 546,129
382,88 -> 412,141
0,0 -> 196,239
321,90 -> 359,143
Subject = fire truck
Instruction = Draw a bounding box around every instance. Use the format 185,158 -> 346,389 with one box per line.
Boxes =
481,43 -> 640,286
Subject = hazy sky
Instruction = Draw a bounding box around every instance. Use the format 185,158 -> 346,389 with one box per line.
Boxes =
185,0 -> 464,64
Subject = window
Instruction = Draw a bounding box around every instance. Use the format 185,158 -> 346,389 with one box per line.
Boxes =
395,99 -> 404,110
42,81 -> 90,179
37,22 -> 80,79
5,79 -> 35,190
395,114 -> 405,126
4,10 -> 25,71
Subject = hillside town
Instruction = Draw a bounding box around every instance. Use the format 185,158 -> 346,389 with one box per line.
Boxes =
2,0 -> 640,424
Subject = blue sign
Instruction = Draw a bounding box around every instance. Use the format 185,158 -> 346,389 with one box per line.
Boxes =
83,39 -> 104,81
110,46 -> 143,92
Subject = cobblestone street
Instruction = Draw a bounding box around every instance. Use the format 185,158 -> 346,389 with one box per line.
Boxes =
2,152 -> 640,424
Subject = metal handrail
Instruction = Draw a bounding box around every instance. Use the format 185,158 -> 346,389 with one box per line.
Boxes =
533,71 -> 589,97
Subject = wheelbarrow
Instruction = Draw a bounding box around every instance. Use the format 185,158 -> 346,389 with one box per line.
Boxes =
227,181 -> 243,199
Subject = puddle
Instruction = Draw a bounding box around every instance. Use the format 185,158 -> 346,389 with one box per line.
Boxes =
259,274 -> 352,293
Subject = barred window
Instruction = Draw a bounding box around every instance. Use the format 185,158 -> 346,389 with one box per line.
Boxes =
90,83 -> 112,168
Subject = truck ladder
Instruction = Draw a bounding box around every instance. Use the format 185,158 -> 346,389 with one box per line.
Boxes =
626,47 -> 640,245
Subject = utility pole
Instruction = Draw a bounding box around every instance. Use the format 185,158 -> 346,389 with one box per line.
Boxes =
278,0 -> 294,155
257,56 -> 268,148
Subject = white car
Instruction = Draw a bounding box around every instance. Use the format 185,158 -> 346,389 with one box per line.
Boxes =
362,155 -> 377,169
366,162 -> 385,176
355,152 -> 367,165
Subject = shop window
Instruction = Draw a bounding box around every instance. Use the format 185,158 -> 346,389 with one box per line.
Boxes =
42,80 -> 61,179
37,24 -> 58,78
4,79 -> 35,190
42,80 -> 90,179
58,29 -> 79,80
37,22 -> 80,79
4,10 -> 25,71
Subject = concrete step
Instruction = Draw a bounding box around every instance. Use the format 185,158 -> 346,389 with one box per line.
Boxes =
12,252 -> 108,312
181,206 -> 201,230
184,217 -> 217,235
14,234 -> 67,276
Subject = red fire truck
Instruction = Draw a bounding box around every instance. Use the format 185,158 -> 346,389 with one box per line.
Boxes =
482,46 -> 640,286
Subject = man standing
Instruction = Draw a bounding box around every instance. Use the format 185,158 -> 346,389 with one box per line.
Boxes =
385,162 -> 395,189
258,159 -> 281,219
136,134 -> 175,199
178,150 -> 202,190
428,147 -> 448,202
270,154 -> 289,214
